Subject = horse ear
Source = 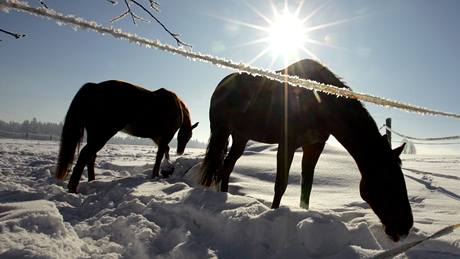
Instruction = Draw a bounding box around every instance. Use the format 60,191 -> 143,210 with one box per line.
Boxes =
393,143 -> 406,157
191,122 -> 199,130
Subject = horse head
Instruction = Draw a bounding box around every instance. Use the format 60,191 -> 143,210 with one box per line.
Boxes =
359,139 -> 413,242
177,122 -> 199,155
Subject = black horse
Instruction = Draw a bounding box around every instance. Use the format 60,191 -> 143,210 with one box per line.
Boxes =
200,59 -> 412,241
55,80 -> 198,193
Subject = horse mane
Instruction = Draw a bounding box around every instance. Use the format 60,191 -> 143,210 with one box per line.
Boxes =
278,59 -> 350,90
281,59 -> 381,150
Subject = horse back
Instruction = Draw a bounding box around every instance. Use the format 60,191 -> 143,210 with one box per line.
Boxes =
75,80 -> 182,139
210,60 -> 363,144
211,73 -> 328,144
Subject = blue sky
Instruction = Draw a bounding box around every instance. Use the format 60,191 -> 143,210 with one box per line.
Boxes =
1,0 -> 459,153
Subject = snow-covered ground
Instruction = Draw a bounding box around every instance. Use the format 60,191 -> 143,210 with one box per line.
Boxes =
0,138 -> 459,258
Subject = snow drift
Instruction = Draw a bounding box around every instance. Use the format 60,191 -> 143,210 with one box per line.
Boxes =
0,139 -> 459,258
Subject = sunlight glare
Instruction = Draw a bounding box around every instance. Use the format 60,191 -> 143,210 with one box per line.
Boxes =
268,10 -> 307,59
219,0 -> 357,66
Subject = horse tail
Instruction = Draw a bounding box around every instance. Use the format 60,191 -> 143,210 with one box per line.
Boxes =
200,127 -> 229,186
55,83 -> 94,180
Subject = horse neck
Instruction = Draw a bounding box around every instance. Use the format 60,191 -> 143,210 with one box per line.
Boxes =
330,102 -> 387,175
179,101 -> 192,130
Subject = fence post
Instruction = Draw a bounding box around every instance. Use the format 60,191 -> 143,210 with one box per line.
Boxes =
386,117 -> 392,148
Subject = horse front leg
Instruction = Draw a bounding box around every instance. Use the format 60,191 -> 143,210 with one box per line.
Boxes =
87,154 -> 97,182
272,143 -> 296,209
300,142 -> 325,209
164,145 -> 170,161
152,143 -> 167,178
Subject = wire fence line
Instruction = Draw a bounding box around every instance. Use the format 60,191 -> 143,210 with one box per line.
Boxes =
2,2 -> 460,254
383,125 -> 460,141
2,0 -> 460,120
392,140 -> 460,145
0,129 -> 59,141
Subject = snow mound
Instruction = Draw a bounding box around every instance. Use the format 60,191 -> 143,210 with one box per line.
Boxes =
0,139 -> 459,258
0,200 -> 86,258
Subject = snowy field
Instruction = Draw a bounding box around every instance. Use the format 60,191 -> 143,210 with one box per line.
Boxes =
0,138 -> 459,258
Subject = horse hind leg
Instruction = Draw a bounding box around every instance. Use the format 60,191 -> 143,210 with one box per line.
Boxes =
300,142 -> 325,209
200,127 -> 230,187
68,144 -> 95,193
67,130 -> 117,193
220,134 -> 248,192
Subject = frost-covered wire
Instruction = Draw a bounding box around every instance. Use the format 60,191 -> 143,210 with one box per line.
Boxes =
2,0 -> 460,120
393,140 -> 460,145
384,125 -> 460,141
372,223 -> 460,259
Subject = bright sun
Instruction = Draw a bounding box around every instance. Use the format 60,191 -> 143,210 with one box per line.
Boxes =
219,1 -> 359,67
267,10 -> 307,60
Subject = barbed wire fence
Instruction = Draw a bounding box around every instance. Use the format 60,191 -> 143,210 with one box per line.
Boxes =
2,0 -> 460,121
2,1 -> 460,257
380,124 -> 460,146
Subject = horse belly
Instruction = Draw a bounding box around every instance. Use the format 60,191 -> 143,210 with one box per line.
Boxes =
229,105 -> 327,145
232,124 -> 327,146
229,111 -> 283,144
122,124 -> 157,138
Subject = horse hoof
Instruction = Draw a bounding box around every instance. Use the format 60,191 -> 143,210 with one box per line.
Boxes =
300,201 -> 310,210
68,187 -> 77,193
67,182 -> 78,193
160,168 -> 174,178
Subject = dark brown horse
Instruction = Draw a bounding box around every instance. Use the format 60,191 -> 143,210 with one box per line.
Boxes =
200,59 -> 412,241
55,80 -> 198,193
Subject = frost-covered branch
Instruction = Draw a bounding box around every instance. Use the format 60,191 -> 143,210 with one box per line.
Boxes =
38,0 -> 47,9
2,0 -> 460,120
111,0 -> 190,47
3,0 -> 190,46
0,28 -> 25,40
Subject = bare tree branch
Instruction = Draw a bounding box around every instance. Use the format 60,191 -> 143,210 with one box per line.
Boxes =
118,0 -> 150,24
131,0 -> 190,47
111,0 -> 191,47
110,10 -> 130,23
2,0 -> 190,47
39,0 -> 49,9
0,28 -> 26,40
149,0 -> 160,12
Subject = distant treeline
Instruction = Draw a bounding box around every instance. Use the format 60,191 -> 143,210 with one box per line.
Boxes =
0,118 -> 206,148
0,118 -> 62,141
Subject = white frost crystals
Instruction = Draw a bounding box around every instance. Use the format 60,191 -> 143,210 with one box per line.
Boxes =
2,0 -> 460,120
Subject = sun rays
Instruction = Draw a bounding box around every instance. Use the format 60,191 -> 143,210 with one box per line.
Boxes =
221,0 -> 360,67
267,8 -> 308,61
